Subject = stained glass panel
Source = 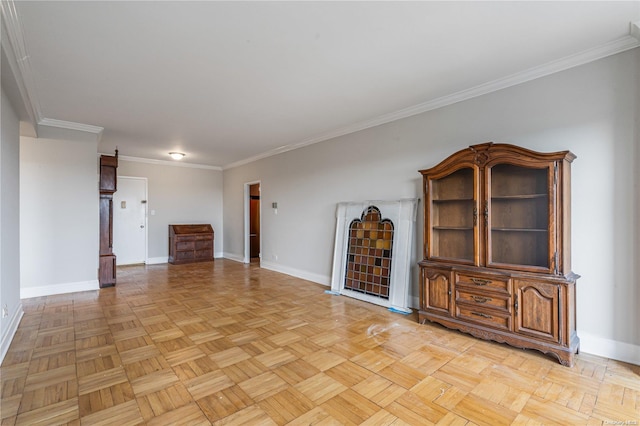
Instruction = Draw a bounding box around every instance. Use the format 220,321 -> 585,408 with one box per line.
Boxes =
343,206 -> 394,299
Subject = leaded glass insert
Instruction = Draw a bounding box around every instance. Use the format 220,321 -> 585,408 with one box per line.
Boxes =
344,206 -> 394,299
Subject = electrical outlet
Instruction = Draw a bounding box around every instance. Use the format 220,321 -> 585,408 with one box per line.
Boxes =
273,254 -> 278,261
2,304 -> 8,318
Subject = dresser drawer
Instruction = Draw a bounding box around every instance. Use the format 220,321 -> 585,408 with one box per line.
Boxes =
177,235 -> 197,242
455,305 -> 512,331
195,240 -> 213,250
195,249 -> 213,259
456,289 -> 511,313
456,273 -> 510,295
175,251 -> 195,261
176,241 -> 195,251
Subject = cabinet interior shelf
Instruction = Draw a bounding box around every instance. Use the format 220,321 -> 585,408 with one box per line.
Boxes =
491,194 -> 547,200
433,226 -> 474,231
491,228 -> 547,232
433,197 -> 474,202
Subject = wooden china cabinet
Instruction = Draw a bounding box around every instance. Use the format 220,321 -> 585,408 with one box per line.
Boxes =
418,143 -> 579,366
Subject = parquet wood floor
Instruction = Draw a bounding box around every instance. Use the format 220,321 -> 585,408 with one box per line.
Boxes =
1,260 -> 638,425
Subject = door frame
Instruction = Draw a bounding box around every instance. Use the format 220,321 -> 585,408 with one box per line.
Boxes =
243,180 -> 261,264
115,176 -> 149,265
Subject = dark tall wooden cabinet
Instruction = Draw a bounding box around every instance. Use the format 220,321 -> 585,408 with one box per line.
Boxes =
418,143 -> 579,366
99,152 -> 118,287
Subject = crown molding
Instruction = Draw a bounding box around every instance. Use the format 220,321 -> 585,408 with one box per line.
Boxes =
2,1 -> 105,141
224,33 -> 640,170
223,144 -> 307,170
38,118 -> 104,137
1,0 -> 41,132
3,0 -> 638,168
104,154 -> 222,171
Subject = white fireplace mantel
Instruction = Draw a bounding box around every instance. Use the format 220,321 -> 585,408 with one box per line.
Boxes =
330,199 -> 418,313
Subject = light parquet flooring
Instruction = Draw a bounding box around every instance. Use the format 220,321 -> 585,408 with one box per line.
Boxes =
1,260 -> 638,425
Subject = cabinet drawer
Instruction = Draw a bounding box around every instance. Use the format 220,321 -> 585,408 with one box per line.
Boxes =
456,273 -> 510,295
176,251 -> 195,261
195,235 -> 212,241
176,235 -> 197,242
195,240 -> 213,250
456,305 -> 511,331
456,290 -> 511,313
176,241 -> 195,251
195,249 -> 213,259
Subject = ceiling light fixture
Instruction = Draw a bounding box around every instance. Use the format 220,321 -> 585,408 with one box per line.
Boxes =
169,152 -> 185,160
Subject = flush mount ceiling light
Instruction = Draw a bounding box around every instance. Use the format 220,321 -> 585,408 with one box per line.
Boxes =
169,152 -> 185,160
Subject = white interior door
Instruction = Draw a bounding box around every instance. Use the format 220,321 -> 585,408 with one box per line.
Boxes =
113,177 -> 147,265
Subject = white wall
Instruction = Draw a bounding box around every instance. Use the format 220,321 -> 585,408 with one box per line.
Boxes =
117,160 -> 223,262
20,136 -> 99,297
223,48 -> 640,364
0,88 -> 23,362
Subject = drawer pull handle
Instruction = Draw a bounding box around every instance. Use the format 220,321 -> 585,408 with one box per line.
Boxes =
471,278 -> 492,286
472,296 -> 491,303
471,312 -> 493,319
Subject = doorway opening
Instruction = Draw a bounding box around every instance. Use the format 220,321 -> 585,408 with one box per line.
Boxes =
244,181 -> 261,263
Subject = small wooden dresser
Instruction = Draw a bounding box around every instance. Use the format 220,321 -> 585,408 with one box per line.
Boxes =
168,224 -> 214,265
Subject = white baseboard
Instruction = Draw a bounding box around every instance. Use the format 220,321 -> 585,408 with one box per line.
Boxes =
393,299 -> 640,366
579,332 -> 640,366
133,254 -> 640,366
20,280 -> 100,299
223,252 -> 246,263
214,251 -> 224,259
408,296 -> 638,364
13,268 -> 637,366
0,303 -> 24,364
260,261 -> 331,286
257,260 -> 418,306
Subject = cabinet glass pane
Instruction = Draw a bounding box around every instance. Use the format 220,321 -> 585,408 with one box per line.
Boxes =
490,164 -> 549,268
432,229 -> 474,260
431,168 -> 474,262
432,168 -> 474,200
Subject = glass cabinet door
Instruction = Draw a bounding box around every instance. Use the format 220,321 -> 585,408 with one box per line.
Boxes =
428,167 -> 476,264
487,163 -> 552,271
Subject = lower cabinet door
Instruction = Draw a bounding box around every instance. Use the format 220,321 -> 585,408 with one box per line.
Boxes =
421,268 -> 452,316
514,279 -> 559,342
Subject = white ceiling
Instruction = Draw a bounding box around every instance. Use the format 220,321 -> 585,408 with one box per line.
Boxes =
6,1 -> 640,168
